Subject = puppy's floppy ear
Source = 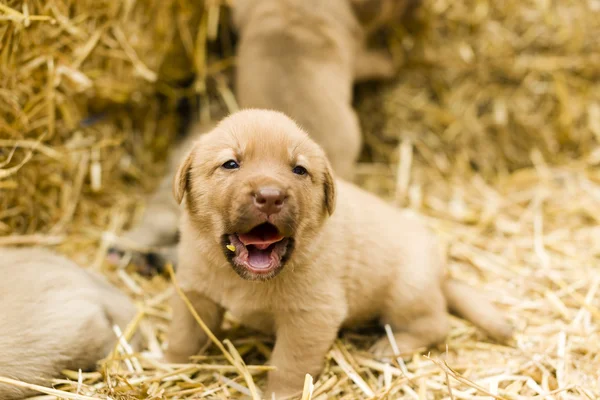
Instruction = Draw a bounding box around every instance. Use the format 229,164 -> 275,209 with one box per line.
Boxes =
323,160 -> 336,216
173,148 -> 195,204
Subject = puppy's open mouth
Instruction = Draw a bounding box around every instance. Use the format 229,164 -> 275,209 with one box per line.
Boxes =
224,223 -> 293,278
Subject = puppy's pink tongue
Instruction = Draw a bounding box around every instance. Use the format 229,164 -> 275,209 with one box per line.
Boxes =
247,248 -> 272,269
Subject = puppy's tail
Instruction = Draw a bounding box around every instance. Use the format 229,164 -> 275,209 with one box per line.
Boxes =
442,280 -> 513,343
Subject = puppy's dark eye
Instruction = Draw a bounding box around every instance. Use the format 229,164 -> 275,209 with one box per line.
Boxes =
222,160 -> 240,170
292,166 -> 308,176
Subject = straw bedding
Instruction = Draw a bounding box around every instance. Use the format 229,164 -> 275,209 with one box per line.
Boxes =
0,0 -> 203,239
1,0 -> 599,399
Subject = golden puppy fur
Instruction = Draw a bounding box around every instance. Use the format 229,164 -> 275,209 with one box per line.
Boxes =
165,109 -> 513,399
0,247 -> 137,400
232,0 -> 398,180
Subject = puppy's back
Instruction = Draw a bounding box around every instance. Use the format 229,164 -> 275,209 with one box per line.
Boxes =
327,182 -> 512,341
0,248 -> 136,400
312,180 -> 444,325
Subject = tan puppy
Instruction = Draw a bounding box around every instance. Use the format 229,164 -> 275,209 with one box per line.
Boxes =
0,247 -> 138,400
165,110 -> 513,399
232,0 -> 397,180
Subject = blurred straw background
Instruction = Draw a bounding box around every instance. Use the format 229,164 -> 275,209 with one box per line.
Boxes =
1,0 -> 599,398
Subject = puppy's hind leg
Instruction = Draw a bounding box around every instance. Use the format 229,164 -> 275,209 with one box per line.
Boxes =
443,280 -> 513,343
371,287 -> 449,360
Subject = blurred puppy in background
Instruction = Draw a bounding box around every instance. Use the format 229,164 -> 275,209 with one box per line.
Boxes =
0,247 -> 138,400
164,109 -> 513,399
109,122 -> 215,272
232,0 -> 402,180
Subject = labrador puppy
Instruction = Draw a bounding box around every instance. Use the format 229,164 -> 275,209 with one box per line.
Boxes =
232,0 -> 398,180
0,247 -> 138,400
165,109 -> 513,399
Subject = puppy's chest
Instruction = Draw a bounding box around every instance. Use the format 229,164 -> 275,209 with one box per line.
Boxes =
219,286 -> 271,312
201,277 -> 278,328
226,305 -> 275,335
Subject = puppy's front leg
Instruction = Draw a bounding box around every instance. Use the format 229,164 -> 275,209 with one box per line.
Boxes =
165,291 -> 223,363
266,309 -> 344,399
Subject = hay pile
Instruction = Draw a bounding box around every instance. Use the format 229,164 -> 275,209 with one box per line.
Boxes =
1,0 -> 599,399
0,0 -> 204,240
358,0 -> 600,178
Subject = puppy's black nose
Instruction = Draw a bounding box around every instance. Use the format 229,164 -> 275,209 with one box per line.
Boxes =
253,187 -> 285,215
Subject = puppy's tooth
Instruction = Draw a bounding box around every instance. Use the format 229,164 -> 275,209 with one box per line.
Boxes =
226,244 -> 236,252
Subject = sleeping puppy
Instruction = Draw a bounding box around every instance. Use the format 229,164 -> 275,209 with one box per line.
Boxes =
232,0 -> 398,180
165,109 -> 513,399
0,247 -> 138,400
